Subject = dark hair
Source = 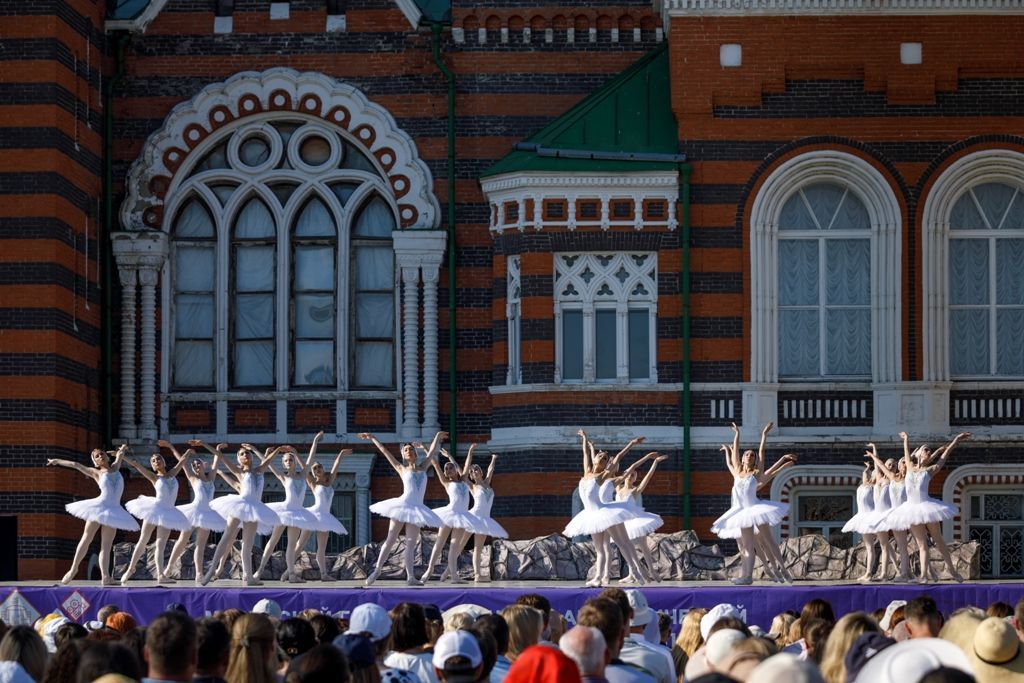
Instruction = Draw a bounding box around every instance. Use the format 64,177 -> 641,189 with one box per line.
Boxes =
308,613 -> 341,644
1,625 -> 47,682
919,666 -> 976,683
278,618 -> 317,659
54,622 -> 88,649
146,611 -> 196,677
870,608 -> 887,623
196,617 -> 231,673
120,627 -> 148,677
97,605 -> 121,624
77,641 -> 142,683
708,616 -> 751,638
86,628 -> 122,643
597,588 -> 631,626
1015,598 -> 1024,631
578,599 -> 624,654
389,603 -> 428,652
474,613 -> 510,655
468,623 -> 498,680
284,643 -> 351,683
802,618 -> 833,664
515,594 -> 551,619
906,596 -> 941,623
988,601 -> 1013,619
42,639 -> 88,683
800,599 -> 835,625
889,606 -> 906,630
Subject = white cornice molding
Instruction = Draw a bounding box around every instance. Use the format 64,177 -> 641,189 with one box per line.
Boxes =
664,0 -> 1024,15
105,0 -> 170,33
121,68 -> 440,233
481,172 -> 679,194
393,0 -> 423,27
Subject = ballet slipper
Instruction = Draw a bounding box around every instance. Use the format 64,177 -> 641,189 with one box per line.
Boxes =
288,574 -> 305,584
245,575 -> 263,586
101,577 -> 117,587
61,570 -> 75,585
952,571 -> 965,583
120,569 -> 134,586
419,570 -> 432,584
405,577 -> 424,586
364,569 -> 380,587
474,574 -> 489,583
157,574 -> 176,585
730,576 -> 753,586
449,576 -> 468,585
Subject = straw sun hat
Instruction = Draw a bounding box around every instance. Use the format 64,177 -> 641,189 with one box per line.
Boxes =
942,613 -> 1024,682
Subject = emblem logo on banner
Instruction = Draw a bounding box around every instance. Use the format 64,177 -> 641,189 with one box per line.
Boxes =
62,590 -> 91,622
0,589 -> 41,626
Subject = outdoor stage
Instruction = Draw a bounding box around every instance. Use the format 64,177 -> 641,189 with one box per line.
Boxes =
3,581 -> 1023,629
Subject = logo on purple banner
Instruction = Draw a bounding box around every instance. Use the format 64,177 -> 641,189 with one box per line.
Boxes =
62,590 -> 91,622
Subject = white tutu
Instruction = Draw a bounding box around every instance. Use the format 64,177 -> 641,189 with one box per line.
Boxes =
616,492 -> 663,540
563,506 -> 634,537
66,471 -> 140,531
866,483 -> 894,534
711,475 -> 787,540
842,485 -> 876,535
126,497 -> 191,532
268,501 -> 320,529
176,479 -> 226,532
434,482 -> 487,534
370,469 -> 444,528
885,470 -> 955,530
475,514 -> 509,539
211,496 -> 280,535
307,486 -> 348,535
470,485 -> 508,538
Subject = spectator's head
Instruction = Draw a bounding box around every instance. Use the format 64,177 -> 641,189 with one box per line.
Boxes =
503,645 -> 579,683
659,612 -> 672,646
105,612 -> 137,635
144,611 -> 197,681
423,605 -> 444,645
818,611 -> 879,683
307,613 -> 340,645
252,600 -> 283,621
284,643 -> 350,683
547,613 -> 567,646
514,595 -> 551,637
966,616 -> 1024,682
891,621 -> 910,642
76,642 -> 141,683
700,604 -> 744,641
597,588 -> 631,633
444,612 -> 474,633
466,623 -> 497,681
196,617 -> 231,678
53,622 -> 87,651
226,613 -> 277,683
97,605 -> 120,625
389,603 -> 429,653
704,629 -> 746,673
277,618 -> 317,660
217,609 -> 245,634
432,629 -> 483,683
851,636 -> 972,683
800,599 -> 835,626
708,617 -> 752,640
560,626 -> 608,678
768,613 -> 796,646
473,613 -> 510,657
919,667 -> 976,683
43,638 -> 88,683
625,590 -> 654,633
802,618 -> 833,664
1015,598 -> 1024,642
906,596 -> 943,639
719,635 -> 772,680
989,602 -> 1014,619
676,608 -> 707,657
120,627 -> 147,677
788,618 -> 803,645
38,614 -> 69,654
577,599 -> 624,659
879,601 -> 907,634
499,605 -> 543,662
0,625 -> 47,682
333,633 -> 375,679
346,603 -> 392,646
843,631 -> 896,682
747,653 -> 825,683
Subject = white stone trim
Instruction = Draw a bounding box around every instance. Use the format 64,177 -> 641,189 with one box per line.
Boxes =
769,464 -> 863,540
393,0 -> 423,28
664,0 -> 1024,15
749,150 -> 902,385
506,255 -> 522,385
920,149 -> 1024,381
941,463 -> 1023,541
105,0 -> 171,33
120,68 -> 439,233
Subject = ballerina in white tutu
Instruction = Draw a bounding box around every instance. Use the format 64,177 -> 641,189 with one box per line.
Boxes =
203,444 -> 282,585
466,452 -> 507,582
362,431 -> 446,586
120,451 -> 192,584
843,461 -> 881,581
598,450 -> 660,583
866,442 -> 911,582
887,431 -> 970,583
711,422 -> 793,585
255,439 -> 324,583
162,440 -> 227,583
615,453 -> 669,582
296,446 -> 352,581
420,443 -> 486,584
47,445 -> 138,585
564,430 -> 649,586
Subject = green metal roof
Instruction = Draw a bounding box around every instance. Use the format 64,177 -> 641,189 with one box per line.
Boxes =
414,0 -> 450,23
109,0 -> 150,20
481,43 -> 680,178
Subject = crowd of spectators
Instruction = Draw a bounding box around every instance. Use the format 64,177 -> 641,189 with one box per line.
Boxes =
0,591 -> 1022,683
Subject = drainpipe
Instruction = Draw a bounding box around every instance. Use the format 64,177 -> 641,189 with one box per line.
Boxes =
102,33 -> 128,445
430,23 -> 457,450
679,163 -> 693,530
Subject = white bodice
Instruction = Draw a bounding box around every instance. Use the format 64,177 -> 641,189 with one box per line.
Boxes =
399,468 -> 428,504
281,476 -> 308,509
98,471 -> 125,504
906,470 -> 930,504
239,471 -> 264,500
599,479 -> 616,504
615,487 -> 642,507
856,484 -> 875,513
311,485 -> 334,514
890,480 -> 907,506
578,477 -> 603,511
190,478 -> 215,505
153,476 -> 178,504
873,482 -> 891,513
470,485 -> 495,517
446,481 -> 471,511
733,475 -> 759,507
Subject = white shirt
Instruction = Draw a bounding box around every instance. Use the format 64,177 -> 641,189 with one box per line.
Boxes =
384,651 -> 439,683
621,632 -> 675,683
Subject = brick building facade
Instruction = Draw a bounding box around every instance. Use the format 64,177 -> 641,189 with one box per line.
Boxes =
3,0 -> 1024,580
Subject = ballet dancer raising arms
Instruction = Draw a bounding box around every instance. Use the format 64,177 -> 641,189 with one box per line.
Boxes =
421,443 -> 485,584
163,440 -> 228,583
865,442 -> 911,582
362,431 -> 446,586
615,453 -> 669,582
48,445 -> 138,585
888,431 -> 970,583
592,436 -> 656,584
465,451 -> 507,582
256,442 -> 321,583
297,446 -> 352,581
843,461 -> 880,582
120,450 -> 192,584
204,444 -> 282,585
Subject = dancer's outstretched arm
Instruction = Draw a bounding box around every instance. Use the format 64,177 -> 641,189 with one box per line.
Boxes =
428,446 -> 451,484
256,446 -> 282,474
762,453 -> 796,482
462,443 -> 476,478
159,439 -> 184,461
324,449 -> 351,485
306,431 -> 325,468
217,468 -> 241,493
611,436 -> 645,470
861,461 -> 872,485
721,445 -> 738,477
484,453 -> 498,486
729,423 -> 741,471
165,450 -> 190,478
865,444 -> 898,482
46,458 -> 97,480
617,451 -> 657,482
358,433 -> 403,473
423,431 -> 447,462
577,429 -> 592,475
207,448 -> 222,484
757,421 -> 774,476
110,444 -> 129,471
635,454 -> 668,494
926,432 -> 969,472
122,456 -> 158,485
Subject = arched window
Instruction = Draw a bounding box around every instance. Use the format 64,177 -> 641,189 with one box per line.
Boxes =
167,118 -> 399,392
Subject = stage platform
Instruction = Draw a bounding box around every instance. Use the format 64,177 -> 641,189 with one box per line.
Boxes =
3,580 -> 1024,628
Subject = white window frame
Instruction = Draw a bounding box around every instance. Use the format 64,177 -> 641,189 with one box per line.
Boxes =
749,150 -> 902,384
962,486 -> 1024,578
506,255 -> 522,385
790,487 -> 858,546
164,115 -> 401,396
553,252 -> 658,384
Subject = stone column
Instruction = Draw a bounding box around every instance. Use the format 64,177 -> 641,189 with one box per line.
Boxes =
137,263 -> 160,441
401,266 -> 420,437
355,471 -> 371,546
421,263 -> 440,435
117,268 -> 138,440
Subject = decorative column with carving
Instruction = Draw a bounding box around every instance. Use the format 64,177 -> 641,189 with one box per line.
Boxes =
401,266 -> 420,438
137,263 -> 160,441
421,262 -> 440,434
117,268 -> 137,440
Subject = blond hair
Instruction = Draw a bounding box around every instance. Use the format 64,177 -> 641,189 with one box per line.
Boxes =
226,613 -> 277,683
769,613 -> 796,646
500,605 -> 544,661
819,612 -> 879,683
675,608 -> 707,657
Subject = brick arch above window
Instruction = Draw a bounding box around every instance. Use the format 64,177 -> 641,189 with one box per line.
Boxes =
941,463 -> 1024,542
769,464 -> 863,540
120,68 -> 439,234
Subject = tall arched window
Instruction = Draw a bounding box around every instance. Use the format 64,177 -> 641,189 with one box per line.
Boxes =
167,117 -> 399,393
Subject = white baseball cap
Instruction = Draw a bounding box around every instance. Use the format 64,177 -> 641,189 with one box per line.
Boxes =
705,629 -> 747,667
346,603 -> 392,641
252,599 -> 282,619
626,590 -> 654,627
851,637 -> 973,683
701,603 -> 742,640
432,630 -> 483,670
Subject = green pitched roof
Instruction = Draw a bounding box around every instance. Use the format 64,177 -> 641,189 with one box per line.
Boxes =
109,0 -> 151,19
414,0 -> 450,23
481,44 -> 681,178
